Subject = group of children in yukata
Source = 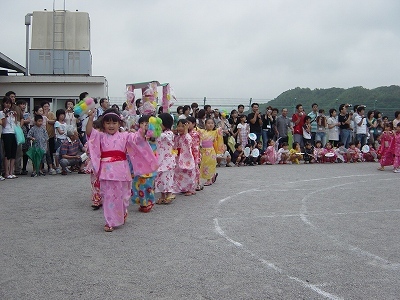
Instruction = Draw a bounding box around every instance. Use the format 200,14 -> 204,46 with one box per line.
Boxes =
84,109 -> 224,232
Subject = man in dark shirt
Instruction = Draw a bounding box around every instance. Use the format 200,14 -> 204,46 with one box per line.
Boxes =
247,103 -> 263,142
338,104 -> 353,148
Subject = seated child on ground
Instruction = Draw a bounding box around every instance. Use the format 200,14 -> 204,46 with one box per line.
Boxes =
289,142 -> 303,164
232,143 -> 246,166
277,142 -> 290,164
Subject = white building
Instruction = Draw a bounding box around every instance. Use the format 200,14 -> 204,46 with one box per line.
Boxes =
0,10 -> 107,112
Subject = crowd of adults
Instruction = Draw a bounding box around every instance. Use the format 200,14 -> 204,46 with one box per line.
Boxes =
2,90 -> 400,180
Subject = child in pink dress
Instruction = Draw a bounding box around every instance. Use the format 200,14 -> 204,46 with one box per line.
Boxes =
390,123 -> 400,173
155,113 -> 176,204
313,141 -> 324,163
263,139 -> 278,164
187,116 -> 202,191
86,109 -> 158,232
323,142 -> 337,163
174,119 -> 196,195
377,123 -> 394,170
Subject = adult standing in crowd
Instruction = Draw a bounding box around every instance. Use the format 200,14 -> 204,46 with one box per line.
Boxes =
204,105 -> 213,119
64,100 -> 77,129
276,108 -> 292,148
196,109 -> 206,129
1,96 -> 18,179
354,106 -> 367,147
338,104 -> 353,148
261,106 -> 276,150
213,109 -> 222,128
315,109 -> 327,146
6,91 -> 23,175
96,98 -> 109,118
41,101 -> 56,174
228,109 -> 239,143
327,108 -> 340,147
292,104 -> 306,148
393,111 -> 400,129
247,103 -> 263,142
191,102 -> 199,117
308,103 -> 318,145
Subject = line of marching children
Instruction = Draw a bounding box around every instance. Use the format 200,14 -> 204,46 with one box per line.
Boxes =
84,109 -> 224,232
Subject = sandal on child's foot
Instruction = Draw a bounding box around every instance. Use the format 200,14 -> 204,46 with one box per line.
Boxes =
156,198 -> 165,205
184,191 -> 196,196
104,224 -> 114,232
164,197 -> 174,204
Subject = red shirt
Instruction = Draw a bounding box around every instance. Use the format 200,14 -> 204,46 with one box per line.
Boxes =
292,113 -> 306,134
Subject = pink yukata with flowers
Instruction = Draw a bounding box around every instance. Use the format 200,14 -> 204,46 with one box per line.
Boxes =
378,131 -> 394,167
189,129 -> 201,188
155,130 -> 176,193
390,130 -> 400,169
88,129 -> 158,228
173,133 -> 196,193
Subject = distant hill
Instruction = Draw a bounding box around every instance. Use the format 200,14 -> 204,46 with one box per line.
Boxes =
258,85 -> 400,118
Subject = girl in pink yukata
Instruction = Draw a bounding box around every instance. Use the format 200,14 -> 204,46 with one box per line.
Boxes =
390,123 -> 400,173
131,115 -> 159,213
377,122 -> 394,171
263,139 -> 278,164
313,141 -> 325,163
323,142 -> 337,163
174,119 -> 197,196
155,113 -> 176,204
186,116 -> 202,191
86,108 -> 158,232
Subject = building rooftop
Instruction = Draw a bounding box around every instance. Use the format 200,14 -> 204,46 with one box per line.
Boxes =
0,52 -> 26,74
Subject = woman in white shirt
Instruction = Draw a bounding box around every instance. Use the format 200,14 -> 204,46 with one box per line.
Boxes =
1,97 -> 18,179
327,108 -> 340,147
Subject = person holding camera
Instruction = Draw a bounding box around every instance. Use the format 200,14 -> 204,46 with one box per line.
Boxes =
0,96 -> 18,179
261,106 -> 276,150
292,104 -> 306,148
338,104 -> 353,148
247,103 -> 263,142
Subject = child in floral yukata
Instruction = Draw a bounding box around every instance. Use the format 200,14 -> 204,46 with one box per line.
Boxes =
377,122 -> 394,171
174,119 -> 196,196
131,115 -> 158,212
86,108 -> 158,232
263,139 -> 278,165
198,118 -> 224,186
186,116 -> 202,191
391,123 -> 400,173
155,113 -> 176,204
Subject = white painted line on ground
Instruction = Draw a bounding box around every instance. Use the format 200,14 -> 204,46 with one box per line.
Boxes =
300,178 -> 400,270
214,189 -> 344,300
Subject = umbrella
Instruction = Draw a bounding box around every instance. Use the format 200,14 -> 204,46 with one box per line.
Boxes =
26,144 -> 45,173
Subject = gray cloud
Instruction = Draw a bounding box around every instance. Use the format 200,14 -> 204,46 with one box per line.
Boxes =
2,0 -> 399,100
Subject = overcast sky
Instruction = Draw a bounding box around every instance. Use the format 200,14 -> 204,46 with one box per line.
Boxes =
2,0 -> 400,101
